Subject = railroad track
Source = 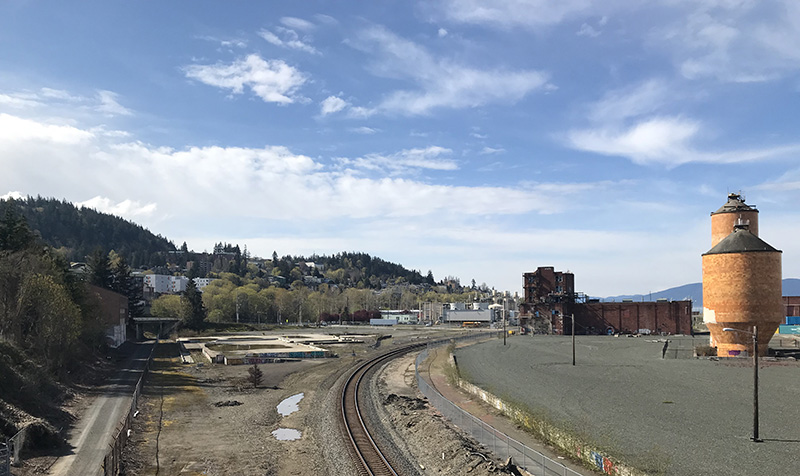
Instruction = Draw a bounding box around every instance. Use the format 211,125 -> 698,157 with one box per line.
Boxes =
341,345 -> 421,476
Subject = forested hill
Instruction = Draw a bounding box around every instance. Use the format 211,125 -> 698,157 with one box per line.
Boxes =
281,251 -> 435,287
1,196 -> 174,267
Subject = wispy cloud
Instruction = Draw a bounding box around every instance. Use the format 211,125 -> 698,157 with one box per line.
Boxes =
258,26 -> 319,54
280,17 -> 315,31
336,146 -> 458,175
479,146 -> 505,155
184,54 -> 308,104
429,0 -> 591,29
350,26 -> 550,115
96,90 -> 133,116
567,78 -> 800,166
350,126 -> 379,134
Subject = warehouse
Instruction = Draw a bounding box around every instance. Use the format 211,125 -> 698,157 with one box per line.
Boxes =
520,266 -> 692,335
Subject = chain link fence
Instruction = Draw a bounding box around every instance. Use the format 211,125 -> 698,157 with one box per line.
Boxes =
102,342 -> 156,476
416,338 -> 583,476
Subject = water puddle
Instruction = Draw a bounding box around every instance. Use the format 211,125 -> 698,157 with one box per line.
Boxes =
272,428 -> 302,441
277,392 -> 304,416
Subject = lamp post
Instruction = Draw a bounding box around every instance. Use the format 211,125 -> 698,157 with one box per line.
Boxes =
722,325 -> 762,442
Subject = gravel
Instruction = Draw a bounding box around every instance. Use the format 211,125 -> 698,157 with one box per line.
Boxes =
455,335 -> 800,475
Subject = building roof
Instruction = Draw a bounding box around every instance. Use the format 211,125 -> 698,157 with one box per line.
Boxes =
703,227 -> 780,255
711,193 -> 758,215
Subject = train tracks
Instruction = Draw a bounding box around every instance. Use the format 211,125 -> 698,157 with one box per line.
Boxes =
340,345 -> 421,476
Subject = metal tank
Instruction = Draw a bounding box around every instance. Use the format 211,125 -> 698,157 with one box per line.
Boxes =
702,223 -> 782,357
710,193 -> 759,247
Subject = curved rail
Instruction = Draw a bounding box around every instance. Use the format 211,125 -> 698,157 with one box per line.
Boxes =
341,345 -> 420,476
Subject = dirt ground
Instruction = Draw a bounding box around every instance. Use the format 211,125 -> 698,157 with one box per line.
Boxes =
117,330 -> 523,476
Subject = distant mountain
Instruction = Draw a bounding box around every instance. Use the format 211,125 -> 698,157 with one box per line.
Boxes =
1,196 -> 175,267
600,278 -> 800,308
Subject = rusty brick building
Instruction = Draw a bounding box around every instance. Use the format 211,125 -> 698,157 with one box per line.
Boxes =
520,266 -> 692,335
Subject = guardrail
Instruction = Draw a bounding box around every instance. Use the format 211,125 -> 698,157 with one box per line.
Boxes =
415,337 -> 583,476
102,342 -> 156,476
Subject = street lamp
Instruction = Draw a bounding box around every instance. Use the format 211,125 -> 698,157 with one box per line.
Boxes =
722,325 -> 762,442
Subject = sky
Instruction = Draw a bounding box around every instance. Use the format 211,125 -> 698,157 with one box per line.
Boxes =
1,1 -> 799,297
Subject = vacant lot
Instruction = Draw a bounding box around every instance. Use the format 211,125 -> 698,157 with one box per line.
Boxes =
455,335 -> 800,476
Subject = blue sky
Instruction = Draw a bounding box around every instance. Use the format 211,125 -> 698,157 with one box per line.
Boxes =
1,1 -> 799,296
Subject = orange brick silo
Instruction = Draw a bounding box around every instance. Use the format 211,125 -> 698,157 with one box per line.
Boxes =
710,193 -> 759,247
702,223 -> 782,357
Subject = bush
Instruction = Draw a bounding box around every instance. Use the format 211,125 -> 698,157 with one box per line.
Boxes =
695,344 -> 717,357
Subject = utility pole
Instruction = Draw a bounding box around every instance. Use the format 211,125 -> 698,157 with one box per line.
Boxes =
572,314 -> 576,366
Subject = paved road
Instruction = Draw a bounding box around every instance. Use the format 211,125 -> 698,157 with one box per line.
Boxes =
49,341 -> 154,476
455,335 -> 800,476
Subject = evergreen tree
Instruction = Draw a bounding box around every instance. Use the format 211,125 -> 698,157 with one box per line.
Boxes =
0,200 -> 35,252
247,363 -> 263,388
88,247 -> 113,289
181,279 -> 206,329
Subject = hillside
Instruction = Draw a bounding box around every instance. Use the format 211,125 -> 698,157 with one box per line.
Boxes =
1,196 -> 175,267
601,278 -> 800,308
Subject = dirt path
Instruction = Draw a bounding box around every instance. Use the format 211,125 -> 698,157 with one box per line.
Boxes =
48,341 -> 154,476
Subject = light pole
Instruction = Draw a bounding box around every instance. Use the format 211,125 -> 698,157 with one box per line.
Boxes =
722,325 -> 762,443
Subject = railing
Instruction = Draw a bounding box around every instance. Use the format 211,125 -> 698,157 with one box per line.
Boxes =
415,338 -> 584,476
102,342 -> 156,476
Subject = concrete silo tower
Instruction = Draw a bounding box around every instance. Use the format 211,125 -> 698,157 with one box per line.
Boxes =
702,210 -> 782,357
710,193 -> 759,247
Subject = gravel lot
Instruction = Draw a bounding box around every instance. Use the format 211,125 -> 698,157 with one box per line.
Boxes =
454,334 -> 800,475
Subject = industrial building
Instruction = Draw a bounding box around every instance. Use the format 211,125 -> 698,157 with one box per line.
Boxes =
702,193 -> 783,357
520,266 -> 692,335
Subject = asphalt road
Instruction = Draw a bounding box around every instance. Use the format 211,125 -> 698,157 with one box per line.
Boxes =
455,335 -> 800,476
49,341 -> 154,476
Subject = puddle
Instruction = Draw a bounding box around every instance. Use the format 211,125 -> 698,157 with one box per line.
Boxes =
272,428 -> 302,441
277,393 -> 304,416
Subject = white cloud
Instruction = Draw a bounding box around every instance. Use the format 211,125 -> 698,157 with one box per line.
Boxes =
77,196 -> 157,218
280,17 -> 315,31
480,146 -> 505,155
438,28 -> 448,37
96,90 -> 133,116
353,26 -> 550,115
258,27 -> 319,54
320,96 -> 347,116
0,113 -> 598,225
1,191 -> 24,200
184,54 -> 308,104
569,117 -> 800,166
0,113 -> 94,144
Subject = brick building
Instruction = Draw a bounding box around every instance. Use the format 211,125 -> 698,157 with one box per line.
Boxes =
520,266 -> 692,335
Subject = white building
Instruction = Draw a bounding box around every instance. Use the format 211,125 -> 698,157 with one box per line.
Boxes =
193,277 -> 214,291
144,274 -> 190,295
